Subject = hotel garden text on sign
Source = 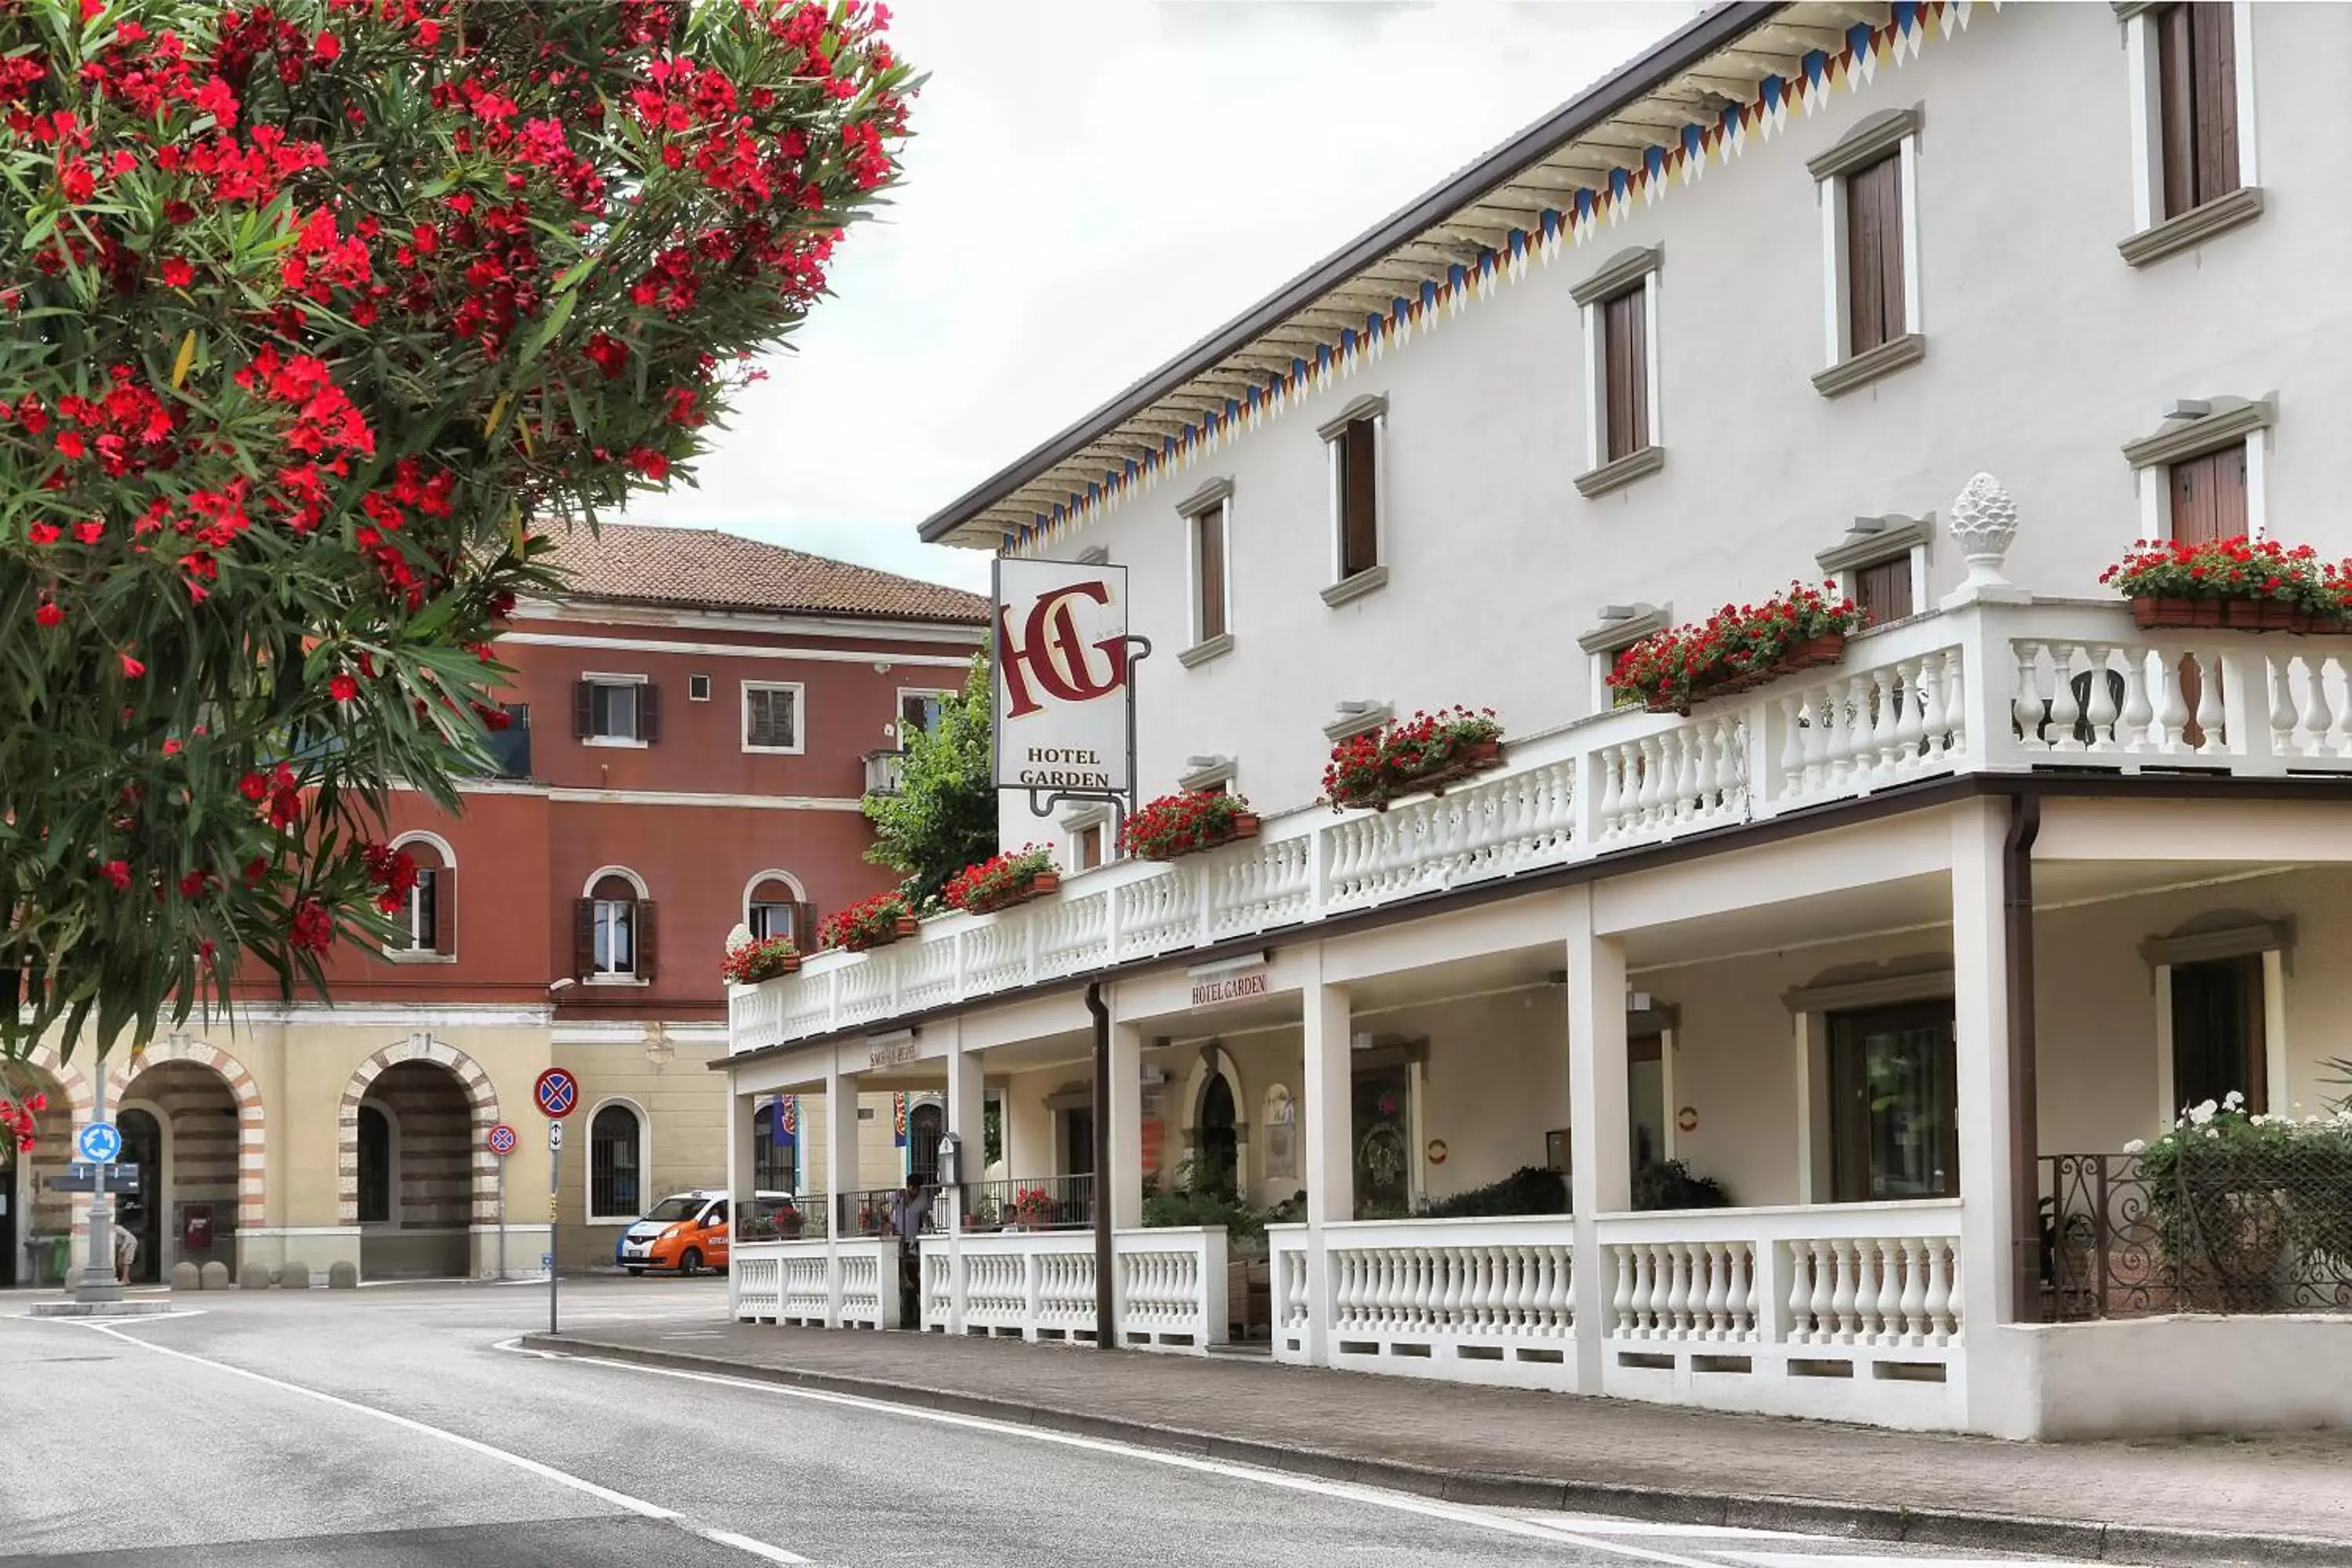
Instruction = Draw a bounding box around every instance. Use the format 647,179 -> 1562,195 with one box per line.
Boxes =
993,557 -> 1132,795
1191,964 -> 1271,1008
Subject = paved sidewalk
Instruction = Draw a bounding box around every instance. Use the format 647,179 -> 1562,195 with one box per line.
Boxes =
526,1319 -> 2352,1566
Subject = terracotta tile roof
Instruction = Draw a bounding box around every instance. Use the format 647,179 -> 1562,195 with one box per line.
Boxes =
539,522 -> 988,625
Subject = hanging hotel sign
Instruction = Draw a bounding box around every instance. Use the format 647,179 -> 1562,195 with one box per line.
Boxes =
867,1030 -> 919,1071
993,558 -> 1134,797
1189,952 -> 1271,1009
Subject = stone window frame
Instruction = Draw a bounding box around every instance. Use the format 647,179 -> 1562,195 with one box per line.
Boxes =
1807,106 -> 1928,397
2121,395 -> 2272,545
2114,2 -> 2263,267
1570,245 -> 1664,499
1815,513 -> 1934,629
1176,477 -> 1236,668
2139,916 -> 2292,1132
1317,394 -> 1391,608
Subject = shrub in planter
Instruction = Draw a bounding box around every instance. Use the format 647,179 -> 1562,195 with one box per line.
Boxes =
1631,1159 -> 1732,1211
1322,706 -> 1506,811
1420,1166 -> 1567,1218
818,891 -> 916,953
720,935 -> 800,985
1607,581 -> 1868,715
2130,1095 -> 2352,1311
2099,536 -> 2352,631
1121,790 -> 1261,860
942,844 -> 1059,915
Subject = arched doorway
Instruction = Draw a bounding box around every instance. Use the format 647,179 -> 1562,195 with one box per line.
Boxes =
358,1061 -> 474,1278
907,1101 -> 944,1185
114,1108 -> 165,1284
2,1063 -> 73,1287
1197,1074 -> 1240,1199
114,1057 -> 246,1283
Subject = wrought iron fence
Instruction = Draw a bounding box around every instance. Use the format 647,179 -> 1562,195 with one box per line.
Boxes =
734,1196 -> 825,1243
2040,1149 -> 2352,1320
833,1185 -> 945,1238
959,1174 -> 1095,1232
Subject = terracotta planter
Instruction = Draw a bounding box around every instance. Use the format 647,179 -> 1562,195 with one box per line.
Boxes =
961,869 -> 1059,916
891,913 -> 920,936
1139,812 -> 1263,860
2131,596 -> 2318,633
1226,812 -> 1261,840
1647,632 -> 1853,714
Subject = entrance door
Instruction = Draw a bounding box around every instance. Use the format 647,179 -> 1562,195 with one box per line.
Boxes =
1628,1033 -> 1666,1174
1062,1108 -> 1095,1178
117,1108 -> 164,1283
1828,1002 -> 1958,1203
1196,1076 -> 1238,1198
1351,1065 -> 1412,1217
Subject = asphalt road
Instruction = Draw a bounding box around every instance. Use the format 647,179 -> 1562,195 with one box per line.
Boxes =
2,1278 -> 2104,1567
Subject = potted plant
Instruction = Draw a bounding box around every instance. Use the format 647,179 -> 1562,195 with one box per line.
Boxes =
818,890 -> 918,953
942,844 -> 1060,916
1121,789 -> 1261,860
720,933 -> 800,985
1607,580 -> 1868,716
2099,535 -> 2351,633
1011,1186 -> 1058,1229
1322,706 -> 1506,811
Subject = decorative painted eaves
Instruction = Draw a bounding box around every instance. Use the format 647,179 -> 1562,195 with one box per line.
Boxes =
967,2 -> 1987,559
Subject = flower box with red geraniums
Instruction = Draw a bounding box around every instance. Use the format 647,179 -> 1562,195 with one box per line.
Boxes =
2100,536 -> 2352,633
819,891 -> 918,953
1120,789 -> 1261,861
720,934 -> 800,985
1323,707 -> 1505,812
1606,581 -> 1868,717
942,845 -> 1061,916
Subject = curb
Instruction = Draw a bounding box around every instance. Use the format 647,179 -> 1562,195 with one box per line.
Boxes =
519,1334 -> 2352,1568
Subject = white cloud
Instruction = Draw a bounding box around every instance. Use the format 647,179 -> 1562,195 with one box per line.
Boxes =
629,2 -> 1688,590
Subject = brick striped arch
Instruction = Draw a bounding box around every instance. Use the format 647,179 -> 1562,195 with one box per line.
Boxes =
16,1040 -> 96,1117
107,1036 -> 267,1230
336,1035 -> 500,1227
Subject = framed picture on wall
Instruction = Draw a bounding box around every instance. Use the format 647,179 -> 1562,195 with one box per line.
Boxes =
1544,1128 -> 1570,1173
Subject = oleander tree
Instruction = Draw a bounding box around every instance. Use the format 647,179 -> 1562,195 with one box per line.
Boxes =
0,0 -> 917,1098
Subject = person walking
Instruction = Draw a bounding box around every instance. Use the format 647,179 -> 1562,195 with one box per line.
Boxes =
885,1175 -> 934,1328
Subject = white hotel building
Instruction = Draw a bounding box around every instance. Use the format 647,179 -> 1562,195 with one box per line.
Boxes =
716,1 -> 2352,1439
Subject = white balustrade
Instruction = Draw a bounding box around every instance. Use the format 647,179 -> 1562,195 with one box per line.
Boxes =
1304,1217 -> 1579,1391
731,599 -> 2352,1055
735,1239 -> 895,1328
734,1249 -> 781,1322
839,1240 -> 891,1329
913,1228 -> 1229,1352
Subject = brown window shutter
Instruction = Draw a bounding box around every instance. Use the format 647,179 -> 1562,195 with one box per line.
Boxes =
793,901 -> 818,949
1844,153 -> 1904,353
2167,448 -> 2244,545
634,899 -> 658,982
1602,287 -> 1648,461
1854,557 -> 1913,626
572,681 -> 593,739
2190,2 -> 2238,208
1340,419 -> 1378,577
432,868 -> 457,956
1195,508 -> 1226,641
572,898 -> 596,979
2155,4 -> 2196,217
639,683 -> 662,744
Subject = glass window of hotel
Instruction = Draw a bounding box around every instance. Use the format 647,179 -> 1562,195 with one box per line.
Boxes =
589,1103 -> 644,1220
1828,1001 -> 1958,1203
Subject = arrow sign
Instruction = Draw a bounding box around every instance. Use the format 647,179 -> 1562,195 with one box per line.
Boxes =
532,1067 -> 579,1120
547,1121 -> 564,1152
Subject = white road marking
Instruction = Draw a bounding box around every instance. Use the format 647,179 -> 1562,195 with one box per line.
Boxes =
502,1339 -> 1727,1568
71,1322 -> 809,1565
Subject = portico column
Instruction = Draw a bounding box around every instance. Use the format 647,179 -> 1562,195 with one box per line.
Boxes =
1951,797 -> 2029,1434
724,1084 -> 757,1320
1564,884 -> 1630,1394
1301,953 -> 1352,1366
1107,1021 -> 1145,1230
823,1062 -> 858,1328
942,1023 -> 980,1335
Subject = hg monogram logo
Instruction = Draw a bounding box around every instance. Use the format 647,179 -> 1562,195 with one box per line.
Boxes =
998,580 -> 1128,720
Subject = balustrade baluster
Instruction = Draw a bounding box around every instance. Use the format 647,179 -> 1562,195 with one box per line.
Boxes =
2081,647 -> 2121,750
2012,642 -> 2046,750
1926,1241 -> 1956,1344
2154,648 -> 2190,752
2116,649 -> 2154,751
1702,1243 -> 1729,1339
1873,1239 -> 1903,1345
2293,652 -> 2333,757
1806,1241 -> 1835,1342
1664,1243 -> 1691,1338
2045,644 -> 2083,752
1898,1238 -> 1928,1344
2194,649 -> 2228,753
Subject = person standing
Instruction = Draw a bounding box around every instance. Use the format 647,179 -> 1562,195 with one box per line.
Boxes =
112,1206 -> 140,1286
885,1175 -> 934,1328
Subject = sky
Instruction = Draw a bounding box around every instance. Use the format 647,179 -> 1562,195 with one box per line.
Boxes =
628,2 -> 1694,591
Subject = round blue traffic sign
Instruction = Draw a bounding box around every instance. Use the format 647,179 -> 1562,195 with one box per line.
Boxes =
532,1067 -> 579,1120
76,1121 -> 122,1164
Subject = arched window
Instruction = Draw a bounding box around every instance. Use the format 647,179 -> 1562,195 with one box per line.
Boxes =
576,869 -> 654,981
391,836 -> 454,956
589,1102 -> 644,1221
753,1098 -> 797,1192
356,1104 -> 393,1225
746,875 -> 808,946
1197,1073 -> 1239,1199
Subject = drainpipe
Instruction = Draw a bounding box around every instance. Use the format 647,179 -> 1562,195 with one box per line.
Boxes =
2003,789 -> 2042,1323
1086,982 -> 1114,1352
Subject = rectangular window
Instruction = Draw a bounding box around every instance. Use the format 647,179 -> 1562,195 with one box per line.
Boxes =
590,682 -> 636,740
748,901 -> 794,942
2166,445 -> 2248,544
742,682 -> 802,752
574,678 -> 657,745
2155,2 -> 2239,219
1853,555 -> 1915,626
1599,285 -> 1649,463
1828,1002 -> 1958,1203
1193,500 -> 1229,644
898,689 -> 953,739
1843,152 -> 1905,356
592,899 -> 634,976
408,871 -> 439,953
2171,954 -> 2265,1112
688,674 -> 713,702
1338,417 -> 1378,578
1072,825 -> 1104,873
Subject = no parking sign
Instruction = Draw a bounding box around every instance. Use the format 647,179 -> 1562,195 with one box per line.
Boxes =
486,1122 -> 518,1156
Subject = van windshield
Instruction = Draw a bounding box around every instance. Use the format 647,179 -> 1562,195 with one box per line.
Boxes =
645,1196 -> 702,1223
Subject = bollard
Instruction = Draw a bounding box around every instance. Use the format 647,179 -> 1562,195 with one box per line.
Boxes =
170,1261 -> 201,1292
240,1265 -> 272,1290
200,1261 -> 229,1290
280,1259 -> 310,1289
327,1261 -> 358,1290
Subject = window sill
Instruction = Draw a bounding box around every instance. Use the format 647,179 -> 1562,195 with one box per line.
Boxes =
582,736 -> 648,750
584,975 -> 649,987
741,744 -> 806,757
379,948 -> 458,965
1319,565 -> 1389,608
1177,632 -> 1236,669
1572,445 -> 1664,500
2118,186 -> 2263,269
1811,332 -> 1926,400
586,1214 -> 644,1226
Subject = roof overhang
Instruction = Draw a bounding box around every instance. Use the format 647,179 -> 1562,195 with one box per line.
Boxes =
919,2 -> 1937,553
